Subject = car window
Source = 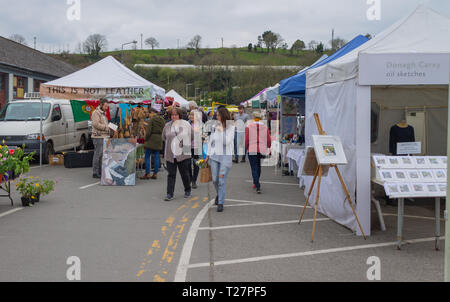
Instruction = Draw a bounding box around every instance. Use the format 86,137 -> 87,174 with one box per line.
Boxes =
52,104 -> 62,122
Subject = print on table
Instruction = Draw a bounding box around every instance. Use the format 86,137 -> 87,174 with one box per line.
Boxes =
427,184 -> 438,193
407,170 -> 421,180
399,184 -> 412,194
394,170 -> 407,180
412,184 -> 425,193
433,170 -> 447,180
420,170 -> 434,181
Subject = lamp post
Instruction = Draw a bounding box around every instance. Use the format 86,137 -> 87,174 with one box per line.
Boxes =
186,83 -> 193,100
121,40 -> 137,63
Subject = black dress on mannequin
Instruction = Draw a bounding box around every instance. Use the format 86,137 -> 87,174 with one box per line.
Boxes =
389,124 -> 415,155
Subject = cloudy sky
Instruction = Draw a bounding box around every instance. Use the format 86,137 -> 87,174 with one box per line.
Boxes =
0,0 -> 449,53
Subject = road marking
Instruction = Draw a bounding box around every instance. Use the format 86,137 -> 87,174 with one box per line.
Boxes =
226,199 -> 310,208
198,218 -> 331,231
79,182 -> 100,190
0,207 -> 24,218
246,180 -> 299,186
187,236 -> 445,269
174,199 -> 214,282
383,213 -> 445,221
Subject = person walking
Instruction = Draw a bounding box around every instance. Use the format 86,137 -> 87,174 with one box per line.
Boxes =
188,110 -> 203,189
233,105 -> 250,163
140,108 -> 165,180
162,107 -> 193,201
91,98 -> 111,179
245,111 -> 272,194
206,108 -> 235,213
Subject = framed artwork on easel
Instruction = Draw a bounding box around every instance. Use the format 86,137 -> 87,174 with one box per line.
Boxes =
312,135 -> 348,165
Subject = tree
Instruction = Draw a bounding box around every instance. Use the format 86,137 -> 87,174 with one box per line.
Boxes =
262,30 -> 276,53
248,43 -> 253,52
9,34 -> 27,46
187,35 -> 202,55
272,34 -> 285,53
83,34 -> 107,58
291,39 -> 305,54
316,42 -> 324,54
145,37 -> 159,50
308,40 -> 318,51
330,37 -> 347,51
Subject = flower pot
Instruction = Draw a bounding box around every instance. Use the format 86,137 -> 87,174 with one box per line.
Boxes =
21,197 -> 34,207
34,193 -> 41,203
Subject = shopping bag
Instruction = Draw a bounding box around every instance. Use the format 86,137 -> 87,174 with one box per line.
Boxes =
200,165 -> 212,183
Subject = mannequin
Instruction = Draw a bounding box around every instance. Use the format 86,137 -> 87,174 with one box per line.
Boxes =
389,118 -> 415,155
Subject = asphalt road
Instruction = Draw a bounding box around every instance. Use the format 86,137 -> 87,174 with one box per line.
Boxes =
0,162 -> 446,282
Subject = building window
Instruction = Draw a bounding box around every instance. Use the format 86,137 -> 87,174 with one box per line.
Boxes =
13,76 -> 25,99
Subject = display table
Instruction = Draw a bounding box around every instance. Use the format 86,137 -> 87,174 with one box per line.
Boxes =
281,143 -> 303,174
371,178 -> 442,250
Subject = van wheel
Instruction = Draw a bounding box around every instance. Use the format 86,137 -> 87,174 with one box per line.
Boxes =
78,135 -> 87,151
43,142 -> 54,164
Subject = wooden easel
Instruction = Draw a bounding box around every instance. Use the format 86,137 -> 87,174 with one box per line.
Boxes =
298,113 -> 367,242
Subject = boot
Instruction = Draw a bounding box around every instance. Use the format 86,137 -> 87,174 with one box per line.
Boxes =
140,174 -> 151,180
151,173 -> 158,180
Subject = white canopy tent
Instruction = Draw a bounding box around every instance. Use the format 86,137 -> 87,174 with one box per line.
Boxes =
40,56 -> 165,102
166,89 -> 190,109
305,5 -> 450,236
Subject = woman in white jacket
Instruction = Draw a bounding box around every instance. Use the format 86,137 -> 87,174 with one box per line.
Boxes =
206,107 -> 235,212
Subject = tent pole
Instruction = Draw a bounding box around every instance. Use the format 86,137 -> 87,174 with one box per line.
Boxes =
446,69 -> 450,282
40,98 -> 43,168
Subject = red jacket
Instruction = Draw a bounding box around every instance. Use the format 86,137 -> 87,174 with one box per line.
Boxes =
245,121 -> 272,156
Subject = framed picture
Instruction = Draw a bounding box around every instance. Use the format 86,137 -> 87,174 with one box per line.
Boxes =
433,170 -> 447,181
384,183 -> 400,196
426,184 -> 439,195
407,170 -> 421,181
393,170 -> 408,181
412,183 -> 427,195
414,157 -> 428,168
379,170 -> 394,182
400,157 -> 415,168
438,184 -> 447,194
372,155 -> 388,168
398,183 -> 412,195
387,157 -> 401,168
101,138 -> 137,186
312,135 -> 348,165
427,157 -> 442,168
440,157 -> 448,166
420,170 -> 435,182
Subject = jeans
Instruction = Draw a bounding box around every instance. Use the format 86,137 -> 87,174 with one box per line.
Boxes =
93,138 -> 104,176
210,160 -> 231,205
166,159 -> 191,196
248,154 -> 263,189
145,149 -> 160,175
190,150 -> 200,183
234,131 -> 246,161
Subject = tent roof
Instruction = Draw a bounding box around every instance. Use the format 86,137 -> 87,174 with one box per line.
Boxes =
166,89 -> 190,108
280,35 -> 369,97
307,5 -> 450,88
43,56 -> 165,97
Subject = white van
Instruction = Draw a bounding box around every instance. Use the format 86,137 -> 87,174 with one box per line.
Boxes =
0,99 -> 89,163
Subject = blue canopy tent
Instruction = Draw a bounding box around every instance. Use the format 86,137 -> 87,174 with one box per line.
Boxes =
280,35 -> 370,98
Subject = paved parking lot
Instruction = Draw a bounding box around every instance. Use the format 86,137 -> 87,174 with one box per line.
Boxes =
0,162 -> 446,282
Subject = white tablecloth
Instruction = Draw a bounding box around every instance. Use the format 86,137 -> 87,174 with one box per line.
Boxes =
286,148 -> 306,188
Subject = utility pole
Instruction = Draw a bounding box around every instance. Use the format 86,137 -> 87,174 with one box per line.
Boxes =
141,33 -> 143,49
221,37 -> 224,49
34,37 -> 36,50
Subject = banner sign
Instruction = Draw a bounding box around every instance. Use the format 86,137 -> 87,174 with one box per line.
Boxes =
40,85 -> 151,100
359,53 -> 450,85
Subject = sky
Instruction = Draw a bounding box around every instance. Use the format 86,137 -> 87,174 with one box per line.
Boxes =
0,0 -> 449,53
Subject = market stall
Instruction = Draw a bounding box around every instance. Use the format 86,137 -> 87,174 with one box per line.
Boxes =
305,5 -> 450,236
165,89 -> 190,109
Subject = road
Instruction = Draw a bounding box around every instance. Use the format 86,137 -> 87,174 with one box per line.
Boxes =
0,162 -> 446,282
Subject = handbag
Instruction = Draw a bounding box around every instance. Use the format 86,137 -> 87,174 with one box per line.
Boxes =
200,165 -> 212,183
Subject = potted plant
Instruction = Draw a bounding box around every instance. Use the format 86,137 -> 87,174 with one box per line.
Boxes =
15,177 -> 55,207
0,142 -> 35,184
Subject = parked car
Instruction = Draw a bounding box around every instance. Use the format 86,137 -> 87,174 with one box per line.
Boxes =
0,99 -> 89,164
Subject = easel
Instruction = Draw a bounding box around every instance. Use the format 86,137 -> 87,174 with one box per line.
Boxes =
298,113 -> 367,241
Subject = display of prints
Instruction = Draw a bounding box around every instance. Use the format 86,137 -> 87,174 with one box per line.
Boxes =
420,170 -> 435,182
387,157 -> 400,167
379,170 -> 394,181
101,138 -> 137,186
426,184 -> 439,194
427,157 -> 441,168
438,184 -> 447,193
433,170 -> 447,181
440,157 -> 448,166
312,135 -> 347,165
